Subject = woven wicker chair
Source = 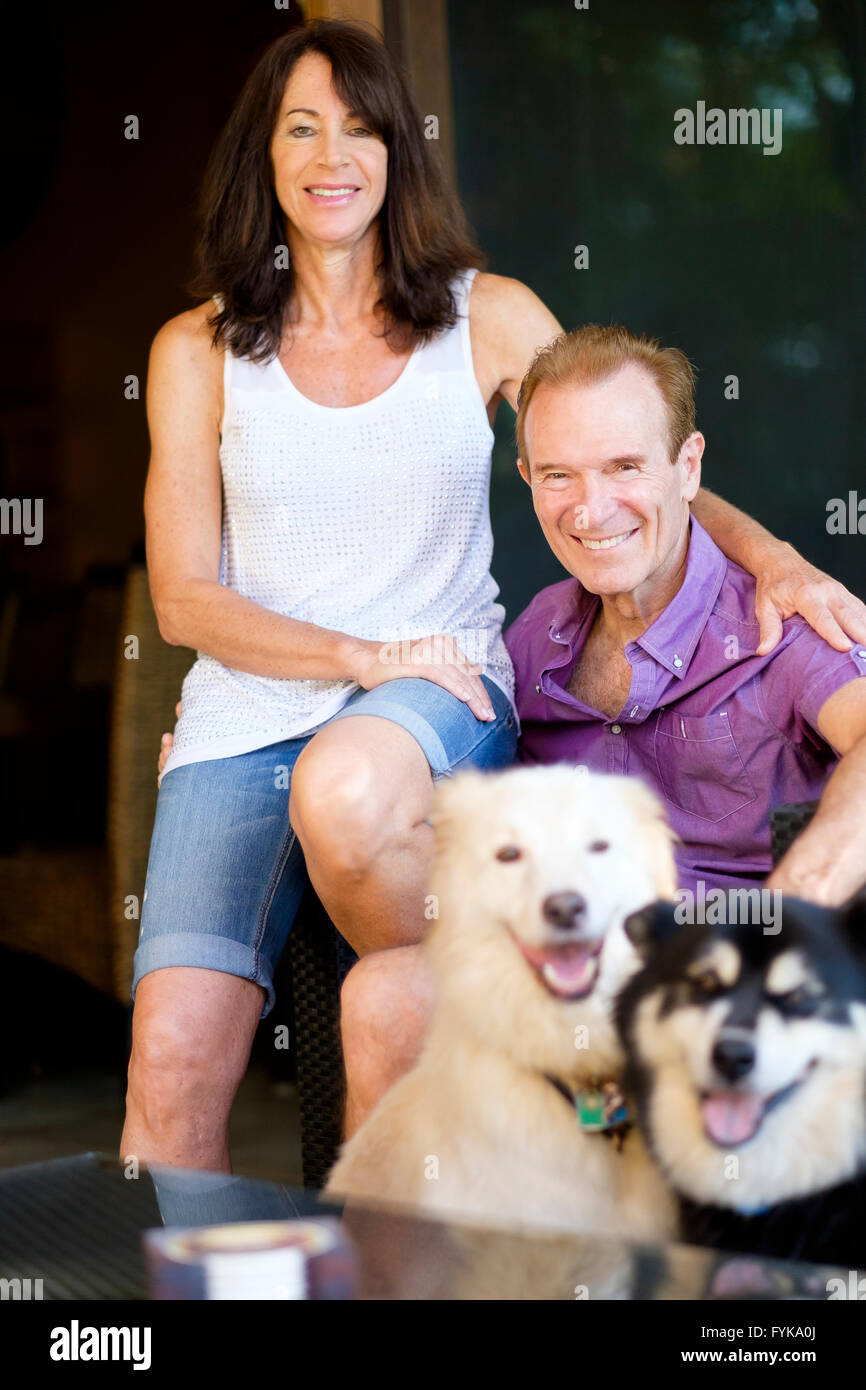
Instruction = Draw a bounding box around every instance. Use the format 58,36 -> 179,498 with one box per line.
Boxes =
288,897 -> 357,1189
770,801 -> 819,864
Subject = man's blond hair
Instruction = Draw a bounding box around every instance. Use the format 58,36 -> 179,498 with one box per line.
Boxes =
516,323 -> 696,468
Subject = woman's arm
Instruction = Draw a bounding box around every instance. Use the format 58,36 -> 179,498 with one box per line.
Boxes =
145,310 -> 364,680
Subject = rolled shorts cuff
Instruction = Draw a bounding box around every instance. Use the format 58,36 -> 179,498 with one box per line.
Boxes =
325,674 -> 514,780
131,933 -> 276,1018
328,696 -> 451,775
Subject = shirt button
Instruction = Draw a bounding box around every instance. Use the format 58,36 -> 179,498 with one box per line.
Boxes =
610,723 -> 622,735
858,650 -> 866,660
535,683 -> 542,693
673,655 -> 683,669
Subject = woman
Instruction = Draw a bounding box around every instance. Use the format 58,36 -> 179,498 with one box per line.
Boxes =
125,19 -> 866,1170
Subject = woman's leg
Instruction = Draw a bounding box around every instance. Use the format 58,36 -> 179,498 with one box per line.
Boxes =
289,675 -> 517,955
289,675 -> 518,1135
121,740 -> 309,1170
121,968 -> 264,1171
289,715 -> 436,956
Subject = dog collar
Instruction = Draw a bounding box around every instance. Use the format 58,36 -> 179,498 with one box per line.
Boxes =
545,1075 -> 632,1147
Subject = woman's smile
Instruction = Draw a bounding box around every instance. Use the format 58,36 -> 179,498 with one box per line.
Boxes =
303,184 -> 362,206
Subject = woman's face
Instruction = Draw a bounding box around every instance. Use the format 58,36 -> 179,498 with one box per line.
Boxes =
269,52 -> 388,250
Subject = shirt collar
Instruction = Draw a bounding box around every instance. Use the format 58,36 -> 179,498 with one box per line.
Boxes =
632,517 -> 727,678
543,516 -> 727,679
546,580 -> 597,648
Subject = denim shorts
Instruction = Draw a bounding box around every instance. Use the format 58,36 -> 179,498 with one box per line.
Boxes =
132,674 -> 517,1017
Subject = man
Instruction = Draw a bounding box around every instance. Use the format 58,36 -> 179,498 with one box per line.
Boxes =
339,323 -> 866,1136
505,323 -> 866,906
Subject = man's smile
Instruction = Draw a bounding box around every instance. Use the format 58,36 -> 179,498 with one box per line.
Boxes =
573,527 -> 639,551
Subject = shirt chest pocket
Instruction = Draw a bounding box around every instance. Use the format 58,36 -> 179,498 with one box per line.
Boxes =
653,710 -> 757,823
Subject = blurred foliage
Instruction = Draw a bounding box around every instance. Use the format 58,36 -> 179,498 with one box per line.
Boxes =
447,0 -> 865,618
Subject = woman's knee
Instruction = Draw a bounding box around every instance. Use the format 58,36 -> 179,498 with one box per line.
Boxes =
127,968 -> 262,1115
290,725 -> 430,872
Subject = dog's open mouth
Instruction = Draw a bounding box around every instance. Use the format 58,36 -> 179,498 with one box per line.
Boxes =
699,1060 -> 818,1147
515,938 -> 604,1000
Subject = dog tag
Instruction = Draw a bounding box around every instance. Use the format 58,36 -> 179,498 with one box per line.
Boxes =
575,1082 -> 628,1132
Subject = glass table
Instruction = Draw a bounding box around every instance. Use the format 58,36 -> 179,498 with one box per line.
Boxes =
0,1152 -> 850,1300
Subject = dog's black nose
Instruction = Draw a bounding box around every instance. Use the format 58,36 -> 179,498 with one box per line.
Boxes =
542,891 -> 587,929
711,1035 -> 755,1082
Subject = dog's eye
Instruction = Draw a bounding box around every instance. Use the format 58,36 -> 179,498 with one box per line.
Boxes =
588,840 -> 610,853
495,845 -> 522,863
771,986 -> 820,1017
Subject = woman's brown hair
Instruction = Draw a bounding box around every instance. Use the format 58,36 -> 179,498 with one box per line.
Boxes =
188,18 -> 484,362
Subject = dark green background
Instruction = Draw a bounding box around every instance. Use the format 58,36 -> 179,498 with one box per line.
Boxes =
448,0 -> 865,621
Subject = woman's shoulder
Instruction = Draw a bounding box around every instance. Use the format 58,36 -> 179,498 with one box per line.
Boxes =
149,300 -> 226,379
466,271 -> 562,341
467,270 -> 545,314
152,298 -> 221,348
465,273 -> 564,400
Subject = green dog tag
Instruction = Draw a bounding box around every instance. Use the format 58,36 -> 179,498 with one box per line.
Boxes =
575,1082 -> 629,1132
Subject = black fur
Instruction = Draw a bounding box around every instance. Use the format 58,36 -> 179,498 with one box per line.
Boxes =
616,894 -> 866,1268
679,1175 -> 866,1270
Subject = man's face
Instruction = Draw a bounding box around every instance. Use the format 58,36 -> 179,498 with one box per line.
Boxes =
518,364 -> 703,603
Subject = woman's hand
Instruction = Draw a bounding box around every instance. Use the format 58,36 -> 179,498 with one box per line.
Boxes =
755,544 -> 866,655
347,634 -> 496,721
157,701 -> 182,787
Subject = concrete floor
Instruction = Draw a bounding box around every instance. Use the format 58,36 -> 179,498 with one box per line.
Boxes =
0,1064 -> 303,1185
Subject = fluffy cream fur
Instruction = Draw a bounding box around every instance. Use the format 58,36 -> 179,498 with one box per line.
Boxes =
326,765 -> 679,1240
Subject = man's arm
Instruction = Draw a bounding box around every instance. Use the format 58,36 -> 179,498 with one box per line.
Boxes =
766,676 -> 866,905
692,490 -> 866,656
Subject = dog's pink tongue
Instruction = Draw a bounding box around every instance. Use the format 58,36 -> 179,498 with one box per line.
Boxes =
701,1092 -> 764,1146
536,943 -> 598,996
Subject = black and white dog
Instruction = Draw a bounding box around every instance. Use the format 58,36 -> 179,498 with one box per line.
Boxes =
615,895 -> 866,1268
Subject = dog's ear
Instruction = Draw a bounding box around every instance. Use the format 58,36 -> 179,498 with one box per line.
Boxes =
623,900 -> 681,958
620,779 -> 679,899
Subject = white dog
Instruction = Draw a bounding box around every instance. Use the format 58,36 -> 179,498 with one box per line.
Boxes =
326,765 -> 679,1241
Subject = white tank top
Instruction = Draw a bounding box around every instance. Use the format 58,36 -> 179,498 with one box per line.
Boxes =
160,268 -> 516,776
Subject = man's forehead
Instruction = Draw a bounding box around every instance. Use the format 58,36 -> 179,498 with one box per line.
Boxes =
532,363 -> 664,409
524,368 -> 667,453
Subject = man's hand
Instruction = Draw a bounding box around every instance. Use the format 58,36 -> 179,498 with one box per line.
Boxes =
766,679 -> 866,905
347,634 -> 495,723
157,700 -> 182,787
755,543 -> 866,656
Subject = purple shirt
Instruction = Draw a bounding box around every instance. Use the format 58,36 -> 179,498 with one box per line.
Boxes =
504,517 -> 866,893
